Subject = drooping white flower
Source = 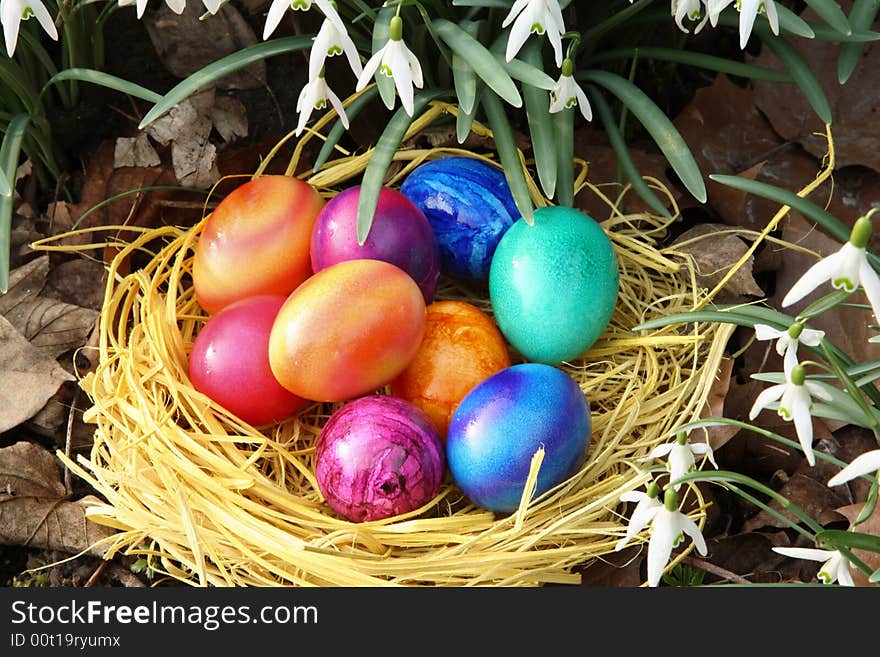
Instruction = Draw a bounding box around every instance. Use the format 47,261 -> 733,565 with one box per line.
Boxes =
549,58 -> 592,121
201,0 -> 223,13
644,488 -> 708,587
263,0 -> 345,41
355,15 -> 423,117
614,480 -> 663,552
706,0 -> 779,49
640,431 -> 717,491
308,13 -> 363,82
753,322 -> 825,377
772,547 -> 855,586
295,71 -> 348,136
2,0 -> 58,57
828,449 -> 880,487
502,0 -> 566,67
748,363 -> 832,466
117,0 -> 186,20
671,0 -> 709,34
782,215 -> 880,324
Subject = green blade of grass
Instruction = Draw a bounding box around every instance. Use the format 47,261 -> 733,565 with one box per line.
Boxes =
456,83 -> 483,144
481,89 -> 534,224
554,106 -> 574,207
759,34 -> 833,125
43,68 -> 162,103
139,35 -> 313,129
435,19 -> 522,108
0,167 -> 9,197
803,0 -> 853,35
579,69 -> 706,204
838,0 -> 880,83
589,84 -> 671,218
1,114 -> 30,294
817,529 -> 880,553
520,41 -> 557,200
357,89 -> 448,244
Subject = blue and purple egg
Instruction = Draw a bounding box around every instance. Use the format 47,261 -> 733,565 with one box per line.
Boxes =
445,363 -> 591,513
310,185 -> 440,303
400,156 -> 519,281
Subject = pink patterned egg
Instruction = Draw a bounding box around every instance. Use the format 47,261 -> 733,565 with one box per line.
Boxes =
314,395 -> 445,522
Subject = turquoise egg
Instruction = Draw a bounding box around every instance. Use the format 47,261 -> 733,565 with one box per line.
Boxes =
488,206 -> 618,365
445,363 -> 591,513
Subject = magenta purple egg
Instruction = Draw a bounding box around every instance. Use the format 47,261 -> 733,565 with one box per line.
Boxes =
314,395 -> 445,522
310,185 -> 440,303
445,363 -> 591,513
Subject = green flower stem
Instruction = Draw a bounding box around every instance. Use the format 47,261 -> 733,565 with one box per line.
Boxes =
820,340 -> 880,438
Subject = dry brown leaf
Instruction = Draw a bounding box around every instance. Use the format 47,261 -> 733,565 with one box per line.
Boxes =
742,472 -> 849,532
211,95 -> 249,144
0,316 -> 74,433
835,502 -> 880,587
669,223 -> 764,302
114,133 -> 161,168
43,259 -> 108,312
696,355 -> 741,452
0,442 -> 115,558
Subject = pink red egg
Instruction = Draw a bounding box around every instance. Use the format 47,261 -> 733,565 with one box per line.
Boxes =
188,295 -> 308,427
193,175 -> 325,314
268,259 -> 426,402
315,395 -> 445,522
390,301 -> 511,439
310,185 -> 440,303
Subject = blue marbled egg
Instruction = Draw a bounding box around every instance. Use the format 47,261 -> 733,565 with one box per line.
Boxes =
489,206 -> 619,365
400,156 -> 519,280
445,363 -> 591,513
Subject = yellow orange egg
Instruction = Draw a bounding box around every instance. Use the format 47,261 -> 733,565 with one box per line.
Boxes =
390,300 -> 511,438
193,175 -> 325,314
268,259 -> 426,402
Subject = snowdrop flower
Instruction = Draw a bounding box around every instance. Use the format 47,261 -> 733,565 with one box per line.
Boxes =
782,214 -> 880,324
308,11 -> 363,83
615,480 -> 663,552
355,15 -> 423,117
671,0 -> 709,34
749,363 -> 832,466
549,58 -> 592,121
117,0 -> 186,20
295,69 -> 348,136
645,488 -> 708,587
706,0 -> 779,49
502,0 -> 566,67
263,0 -> 345,41
640,431 -> 717,491
772,547 -> 854,586
828,449 -> 880,487
753,321 -> 825,377
2,0 -> 58,57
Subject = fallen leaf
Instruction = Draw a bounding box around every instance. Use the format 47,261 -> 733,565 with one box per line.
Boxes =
701,532 -> 790,584
43,259 -> 108,312
669,223 -> 764,302
578,546 -> 645,587
695,355 -> 741,452
742,471 -> 849,532
0,442 -> 116,558
114,133 -> 161,168
211,95 -> 249,144
0,316 -> 74,433
835,502 -> 880,587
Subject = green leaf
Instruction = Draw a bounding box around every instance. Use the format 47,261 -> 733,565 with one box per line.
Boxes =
500,55 -> 557,91
554,107 -> 574,207
0,114 -> 29,294
588,47 -> 791,83
456,83 -> 482,144
372,7 -> 397,111
43,68 -> 162,104
838,0 -> 880,83
313,86 -> 380,172
768,5 -> 816,38
632,309 -> 769,332
803,0 -> 853,35
521,41 -> 557,199
435,19 -> 522,108
481,89 -> 533,224
357,90 -> 448,244
817,529 -> 880,553
0,167 -> 9,197
589,85 -> 671,218
139,36 -> 314,130
759,35 -> 833,125
451,0 -> 512,7
579,69 -> 706,204
452,48 -> 478,115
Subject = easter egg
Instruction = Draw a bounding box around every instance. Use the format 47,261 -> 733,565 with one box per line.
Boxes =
400,156 -> 519,280
445,363 -> 591,513
188,295 -> 308,427
193,175 -> 325,314
489,206 -> 619,365
315,395 -> 445,522
310,185 -> 440,303
390,301 -> 511,438
268,259 -> 426,402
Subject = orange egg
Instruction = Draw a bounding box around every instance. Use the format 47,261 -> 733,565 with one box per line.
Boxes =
193,175 -> 325,314
269,259 -> 426,402
390,300 -> 511,438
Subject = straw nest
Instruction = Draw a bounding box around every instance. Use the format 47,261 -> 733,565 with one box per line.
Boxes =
47,100 -> 734,586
